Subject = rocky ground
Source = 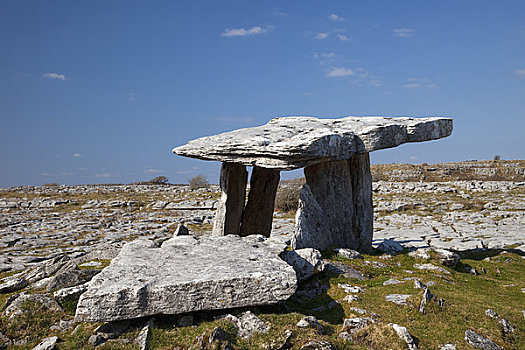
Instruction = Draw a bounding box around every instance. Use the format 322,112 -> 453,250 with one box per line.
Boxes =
0,172 -> 524,349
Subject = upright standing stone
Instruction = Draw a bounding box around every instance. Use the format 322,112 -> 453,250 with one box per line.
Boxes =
240,166 -> 280,237
212,162 -> 247,236
293,160 -> 355,249
349,153 -> 373,253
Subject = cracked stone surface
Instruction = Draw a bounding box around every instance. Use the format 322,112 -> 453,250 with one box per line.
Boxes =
173,116 -> 452,170
75,234 -> 297,322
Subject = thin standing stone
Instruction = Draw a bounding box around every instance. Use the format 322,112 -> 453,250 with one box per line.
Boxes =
212,162 -> 247,235
240,166 -> 280,237
349,153 -> 373,253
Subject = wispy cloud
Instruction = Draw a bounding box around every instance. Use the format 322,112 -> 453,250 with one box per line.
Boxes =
143,168 -> 162,173
370,79 -> 384,87
393,28 -> 415,37
73,153 -> 82,158
326,67 -> 354,77
337,33 -> 349,41
515,68 -> 525,76
315,32 -> 329,40
273,9 -> 288,17
43,72 -> 67,80
404,78 -> 438,89
328,14 -> 346,22
221,25 -> 272,37
95,173 -> 111,178
129,92 -> 138,101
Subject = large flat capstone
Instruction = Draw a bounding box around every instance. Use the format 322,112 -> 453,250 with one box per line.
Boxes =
172,116 -> 452,170
75,235 -> 297,322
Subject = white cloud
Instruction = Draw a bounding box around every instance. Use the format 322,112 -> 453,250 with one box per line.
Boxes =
143,168 -> 162,173
73,153 -> 82,157
273,10 -> 288,17
337,34 -> 349,41
328,14 -> 346,22
326,67 -> 354,77
315,32 -> 329,40
221,25 -> 272,37
43,72 -> 67,80
393,28 -> 415,37
129,92 -> 137,101
405,82 -> 438,89
370,79 -> 384,87
515,68 -> 525,76
95,173 -> 111,178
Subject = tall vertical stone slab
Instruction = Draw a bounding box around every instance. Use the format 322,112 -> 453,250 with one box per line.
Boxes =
240,166 -> 280,237
212,162 -> 247,236
350,153 -> 373,253
293,160 -> 356,250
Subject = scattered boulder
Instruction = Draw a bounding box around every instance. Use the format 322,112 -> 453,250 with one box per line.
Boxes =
383,278 -> 404,286
2,293 -> 62,319
464,330 -> 502,350
53,282 -> 90,304
300,340 -> 337,350
409,248 -> 459,267
0,276 -> 28,294
334,248 -> 362,260
323,261 -> 366,280
413,263 -> 450,274
135,318 -> 154,350
225,311 -> 269,339
385,294 -> 412,306
31,336 -> 58,350
377,239 -> 404,254
76,235 -> 297,322
50,320 -> 75,332
296,316 -> 324,333
338,284 -> 364,293
485,309 -> 498,319
389,323 -> 417,350
439,344 -> 456,350
280,248 -> 324,281
342,295 -> 361,303
499,318 -> 514,336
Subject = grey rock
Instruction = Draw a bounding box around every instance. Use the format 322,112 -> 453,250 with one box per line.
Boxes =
280,248 -> 324,281
323,261 -> 366,280
94,320 -> 130,340
173,224 -> 189,236
409,248 -> 459,267
88,334 -> 105,346
2,293 -> 62,319
334,248 -> 362,259
414,263 -> 450,274
227,311 -> 269,339
383,278 -> 404,286
413,280 -> 427,289
136,318 -> 154,350
25,255 -> 71,283
499,318 -> 514,335
296,316 -> 324,333
464,330 -> 502,350
46,266 -> 98,292
76,235 -> 296,322
342,294 -> 361,303
377,239 -> 404,254
53,282 -> 90,304
31,336 -> 58,350
172,116 -> 452,170
50,320 -> 75,332
300,340 -> 337,350
485,309 -> 498,319
341,317 -> 376,334
439,345 -> 456,350
338,284 -> 364,293
389,323 -> 417,350
239,166 -> 280,237
0,277 -> 28,294
385,294 -> 412,306
212,162 -> 247,236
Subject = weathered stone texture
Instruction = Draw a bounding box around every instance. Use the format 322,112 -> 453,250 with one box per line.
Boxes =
75,235 -> 297,322
212,162 -> 247,236
240,166 -> 280,237
173,116 -> 453,170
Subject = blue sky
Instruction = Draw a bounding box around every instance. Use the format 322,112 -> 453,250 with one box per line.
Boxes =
1,0 -> 524,186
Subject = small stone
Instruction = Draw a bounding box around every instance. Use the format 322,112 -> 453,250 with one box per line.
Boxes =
0,277 -> 28,294
338,284 -> 364,293
50,320 -> 75,332
173,224 -> 189,236
385,294 -> 412,306
135,318 -> 154,350
383,278 -> 404,286
414,263 -> 450,274
300,340 -> 337,350
465,330 -> 502,350
31,336 -> 59,350
389,323 -> 417,350
342,295 -> 360,303
377,239 -> 404,254
414,280 -> 427,289
499,318 -> 514,335
485,309 -> 498,319
341,317 -> 375,334
439,344 -> 456,350
229,311 -> 269,339
88,334 -> 105,346
280,248 -> 324,281
334,248 -> 362,260
296,316 -> 324,333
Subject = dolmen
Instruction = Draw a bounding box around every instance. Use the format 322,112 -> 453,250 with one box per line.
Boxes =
75,116 -> 452,322
173,116 -> 452,251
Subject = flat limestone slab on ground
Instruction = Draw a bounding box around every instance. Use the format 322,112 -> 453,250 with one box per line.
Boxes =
75,235 -> 297,322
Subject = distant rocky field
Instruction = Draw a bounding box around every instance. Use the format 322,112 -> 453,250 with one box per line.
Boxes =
0,160 -> 524,349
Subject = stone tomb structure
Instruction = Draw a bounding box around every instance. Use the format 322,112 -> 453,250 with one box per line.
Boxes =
173,116 -> 453,252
